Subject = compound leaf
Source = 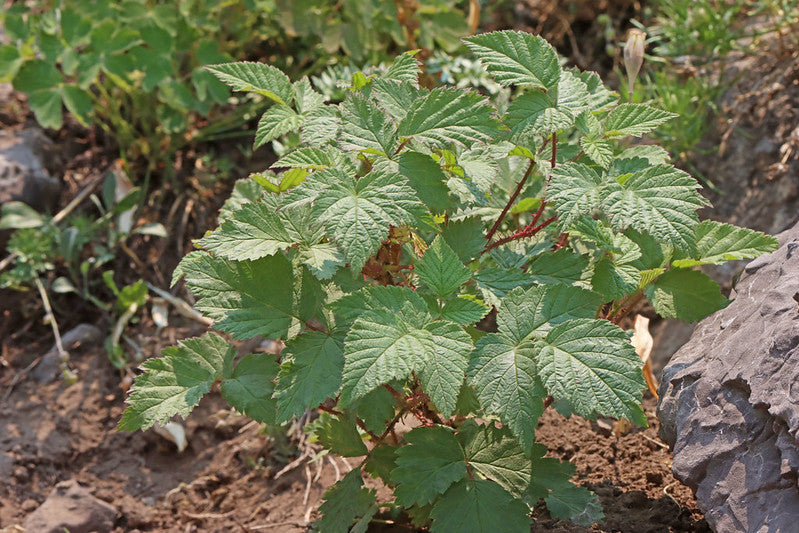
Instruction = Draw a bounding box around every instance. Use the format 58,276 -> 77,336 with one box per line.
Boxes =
339,93 -> 398,156
384,51 -> 421,84
467,334 -> 545,450
420,321 -> 473,417
391,426 -> 467,507
534,318 -> 646,425
120,333 -> 234,431
430,479 -> 531,533
547,163 -> 605,229
315,469 -> 377,533
463,30 -> 560,90
196,202 -> 293,261
255,104 -> 303,148
672,220 -> 779,267
311,412 -> 368,457
439,296 -> 489,325
274,332 -> 345,422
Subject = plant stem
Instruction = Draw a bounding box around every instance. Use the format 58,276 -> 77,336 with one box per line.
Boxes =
550,134 -> 558,168
482,213 -> 556,254
34,277 -> 74,381
485,158 -> 537,243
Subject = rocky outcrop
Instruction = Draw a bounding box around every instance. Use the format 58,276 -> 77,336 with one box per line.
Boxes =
658,222 -> 799,532
23,480 -> 117,533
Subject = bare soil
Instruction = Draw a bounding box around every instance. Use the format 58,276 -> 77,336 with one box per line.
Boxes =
0,322 -> 708,532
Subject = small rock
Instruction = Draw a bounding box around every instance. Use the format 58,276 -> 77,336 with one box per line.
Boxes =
0,128 -> 60,211
30,324 -> 103,383
23,480 -> 117,533
21,499 -> 38,512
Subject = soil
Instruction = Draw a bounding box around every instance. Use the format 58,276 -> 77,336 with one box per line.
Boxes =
1,323 -> 708,532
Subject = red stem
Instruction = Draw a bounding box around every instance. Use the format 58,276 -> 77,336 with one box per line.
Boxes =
483,215 -> 557,254
485,158 -> 537,243
550,134 -> 557,168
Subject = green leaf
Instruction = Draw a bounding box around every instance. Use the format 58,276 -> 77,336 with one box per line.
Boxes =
547,163 -> 604,229
61,85 -> 92,125
311,412 -> 368,457
301,105 -> 340,147
0,45 -> 23,78
420,321 -> 473,417
179,253 -> 323,340
339,93 -> 398,156
339,305 -> 432,405
120,333 -> 234,431
442,217 -> 486,263
602,165 -> 705,255
506,91 -> 572,140
196,202 -> 293,261
27,88 -> 63,130
473,267 -> 534,308
384,52 -> 421,84
272,147 -> 332,170
545,484 -> 604,526
299,243 -> 346,280
220,353 -> 279,424
12,59 -> 62,92
0,202 -> 46,229
274,332 -> 345,422
218,178 -> 265,224
364,445 -> 398,484
397,88 -> 499,148
332,285 -> 425,323
467,333 -> 545,450
645,269 -> 729,322
391,426 -> 467,507
355,387 -> 396,434
580,137 -> 614,168
315,469 -> 378,533
310,170 -> 426,272
498,285 -> 603,342
604,103 -> 677,138
528,249 -> 590,286
371,79 -> 422,121
255,105 -> 304,148
672,220 -> 779,267
464,30 -> 560,90
534,318 -> 646,424
397,151 -> 452,213
293,77 -> 325,114
591,257 -> 639,300
206,61 -> 293,105
439,296 -> 489,325
416,236 -> 471,298
430,479 -> 532,533
456,421 -> 533,502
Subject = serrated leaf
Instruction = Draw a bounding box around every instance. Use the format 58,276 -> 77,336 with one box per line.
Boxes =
311,412 -> 368,457
591,257 -> 639,300
547,163 -> 604,229
315,469 -> 377,533
272,147 -> 332,170
498,285 -> 603,342
430,479 -> 531,533
302,105 -> 340,147
415,236 -> 471,298
218,178 -> 265,223
457,421 -> 533,501
332,285 -> 426,323
364,445 -> 398,484
179,253 -> 323,340
355,387 -> 396,434
391,426 -> 467,507
220,353 -> 279,424
439,296 -> 489,325
397,151 -> 452,213
464,30 -> 560,90
120,333 -> 234,431
442,217 -> 486,263
473,267 -> 534,308
299,243 -> 346,280
645,268 -> 728,321
293,77 -> 325,114
274,332 -> 344,422
255,105 -> 303,148
339,305 -> 432,405
580,137 -> 614,168
506,91 -> 572,140
339,93 -> 398,156
467,334 -> 545,450
384,52 -> 421,85
398,88 -> 499,148
605,103 -> 677,138
602,165 -> 704,255
534,318 -> 646,424
206,62 -> 293,105
672,220 -> 779,267
310,170 -> 426,272
528,249 -> 590,286
371,79 -> 422,121
197,202 -> 293,260
420,321 -> 473,417
545,486 -> 604,526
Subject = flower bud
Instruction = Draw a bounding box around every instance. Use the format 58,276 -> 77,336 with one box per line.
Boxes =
624,28 -> 646,102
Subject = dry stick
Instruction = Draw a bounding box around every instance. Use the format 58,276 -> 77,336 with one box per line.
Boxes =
33,277 -> 69,370
0,172 -> 106,273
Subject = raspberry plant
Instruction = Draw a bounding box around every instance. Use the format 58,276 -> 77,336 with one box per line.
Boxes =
120,31 -> 777,530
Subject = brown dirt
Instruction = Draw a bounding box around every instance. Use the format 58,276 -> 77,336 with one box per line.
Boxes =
1,321 -> 707,532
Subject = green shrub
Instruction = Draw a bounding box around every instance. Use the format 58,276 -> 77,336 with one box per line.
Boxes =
120,31 -> 777,530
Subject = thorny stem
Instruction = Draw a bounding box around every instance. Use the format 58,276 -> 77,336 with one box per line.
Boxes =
482,214 -> 557,254
485,158 -> 537,243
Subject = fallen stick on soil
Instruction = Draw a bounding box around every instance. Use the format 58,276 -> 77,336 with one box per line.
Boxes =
145,282 -> 213,327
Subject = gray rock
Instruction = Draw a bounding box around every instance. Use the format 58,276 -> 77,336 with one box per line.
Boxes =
0,128 -> 60,211
30,324 -> 103,383
658,221 -> 799,532
23,480 -> 117,533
